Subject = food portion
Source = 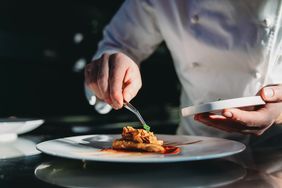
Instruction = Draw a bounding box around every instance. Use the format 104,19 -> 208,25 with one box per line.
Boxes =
112,126 -> 166,153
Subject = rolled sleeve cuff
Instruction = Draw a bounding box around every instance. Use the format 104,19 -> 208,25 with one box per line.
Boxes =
84,85 -> 112,114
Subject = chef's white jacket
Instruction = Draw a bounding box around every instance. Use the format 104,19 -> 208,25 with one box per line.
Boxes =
87,0 -> 282,139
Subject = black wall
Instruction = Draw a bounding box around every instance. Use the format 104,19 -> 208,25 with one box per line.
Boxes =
0,0 -> 180,119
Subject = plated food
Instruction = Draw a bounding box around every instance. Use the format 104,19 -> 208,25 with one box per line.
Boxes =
112,126 -> 179,154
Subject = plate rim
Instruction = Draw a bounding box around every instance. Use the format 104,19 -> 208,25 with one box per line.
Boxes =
181,96 -> 265,117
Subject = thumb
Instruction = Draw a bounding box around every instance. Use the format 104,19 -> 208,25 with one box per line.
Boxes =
261,85 -> 282,102
123,81 -> 141,102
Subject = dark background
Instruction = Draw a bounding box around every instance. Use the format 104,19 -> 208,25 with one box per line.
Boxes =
0,0 -> 180,123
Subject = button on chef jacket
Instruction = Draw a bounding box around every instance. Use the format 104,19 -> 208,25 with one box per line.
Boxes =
90,0 -> 282,139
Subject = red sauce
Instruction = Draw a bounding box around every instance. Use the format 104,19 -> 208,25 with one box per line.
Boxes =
101,145 -> 181,155
162,145 -> 181,154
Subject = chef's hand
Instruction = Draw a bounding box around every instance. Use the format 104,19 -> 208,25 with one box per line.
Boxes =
84,52 -> 142,110
194,85 -> 282,136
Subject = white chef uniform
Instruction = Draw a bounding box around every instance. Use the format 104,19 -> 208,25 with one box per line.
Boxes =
87,0 -> 282,141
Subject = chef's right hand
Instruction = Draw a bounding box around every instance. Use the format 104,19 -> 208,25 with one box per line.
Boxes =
84,52 -> 142,110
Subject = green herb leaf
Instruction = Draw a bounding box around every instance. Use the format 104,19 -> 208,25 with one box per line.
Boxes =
143,124 -> 150,132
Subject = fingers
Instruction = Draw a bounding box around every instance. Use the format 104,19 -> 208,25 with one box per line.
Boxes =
195,112 -> 269,136
195,113 -> 240,133
194,84 -> 282,136
222,108 -> 272,128
260,84 -> 282,102
97,54 -> 111,104
85,52 -> 141,110
84,60 -> 103,99
122,81 -> 141,102
108,54 -> 128,109
122,67 -> 142,102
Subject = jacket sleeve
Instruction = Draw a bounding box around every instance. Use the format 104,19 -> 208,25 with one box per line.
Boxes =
93,0 -> 163,64
88,0 -> 163,114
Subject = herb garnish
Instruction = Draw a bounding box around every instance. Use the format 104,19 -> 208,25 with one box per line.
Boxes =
143,124 -> 151,132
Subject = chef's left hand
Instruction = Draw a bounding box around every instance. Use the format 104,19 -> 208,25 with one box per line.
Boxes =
194,85 -> 282,136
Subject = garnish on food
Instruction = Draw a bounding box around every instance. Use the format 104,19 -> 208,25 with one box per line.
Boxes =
143,124 -> 150,132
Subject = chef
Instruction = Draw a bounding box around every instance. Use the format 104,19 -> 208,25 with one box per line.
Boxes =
85,0 -> 282,143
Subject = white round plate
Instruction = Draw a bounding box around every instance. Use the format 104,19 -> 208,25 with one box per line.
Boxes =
181,96 -> 266,117
0,118 -> 44,139
36,134 -> 245,163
